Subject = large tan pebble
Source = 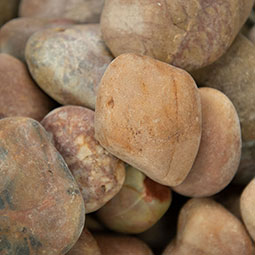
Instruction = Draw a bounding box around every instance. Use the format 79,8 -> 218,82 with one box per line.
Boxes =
0,53 -> 56,121
163,198 -> 254,255
67,228 -> 101,255
0,17 -> 75,62
94,234 -> 154,255
0,117 -> 85,255
173,87 -> 241,197
101,0 -> 253,71
241,179 -> 255,241
0,0 -> 19,26
192,34 -> 255,185
95,53 -> 202,186
25,24 -> 113,109
41,106 -> 125,213
97,165 -> 171,234
19,0 -> 104,23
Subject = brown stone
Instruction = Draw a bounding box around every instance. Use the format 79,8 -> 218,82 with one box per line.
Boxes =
67,228 -> 101,255
0,117 -> 85,255
163,198 -> 254,255
101,0 -> 253,71
173,88 -> 241,197
95,234 -> 154,255
0,53 -> 56,121
192,34 -> 255,186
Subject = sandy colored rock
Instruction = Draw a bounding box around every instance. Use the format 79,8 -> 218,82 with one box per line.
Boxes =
0,17 -> 75,62
19,0 -> 104,23
26,24 -> 113,109
95,53 -> 202,186
67,228 -> 101,255
0,117 -> 85,255
241,179 -> 255,241
41,106 -> 125,213
163,198 -> 254,255
173,88 -> 241,197
97,165 -> 171,234
101,0 -> 253,71
0,53 -> 56,121
0,0 -> 19,26
192,34 -> 255,186
95,234 -> 154,255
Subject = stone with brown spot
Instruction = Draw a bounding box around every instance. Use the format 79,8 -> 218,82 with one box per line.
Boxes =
67,228 -> 101,255
100,0 -> 253,71
19,0 -> 104,23
41,105 -> 125,213
25,24 -> 113,110
173,87 -> 241,197
97,166 -> 171,234
0,117 -> 85,255
0,17 -> 75,62
95,53 -> 202,186
163,198 -> 254,255
0,54 -> 56,121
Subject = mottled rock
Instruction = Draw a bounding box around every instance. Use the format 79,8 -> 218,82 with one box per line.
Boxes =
0,54 -> 56,121
25,24 -> 113,109
41,106 -> 125,213
163,198 -> 254,255
95,53 -> 202,186
173,88 -> 241,197
19,0 -> 104,24
101,0 -> 253,71
0,17 -> 75,62
97,166 -> 171,234
0,117 -> 85,255
67,228 -> 101,255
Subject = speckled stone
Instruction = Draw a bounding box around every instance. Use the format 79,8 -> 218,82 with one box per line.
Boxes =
25,24 -> 113,109
41,106 -> 125,213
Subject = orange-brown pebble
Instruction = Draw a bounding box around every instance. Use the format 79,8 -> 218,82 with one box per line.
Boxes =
0,53 -> 56,121
67,228 -> 101,255
173,87 -> 241,197
41,106 -> 125,213
163,198 -> 254,255
95,53 -> 202,186
94,234 -> 154,255
0,117 -> 85,255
